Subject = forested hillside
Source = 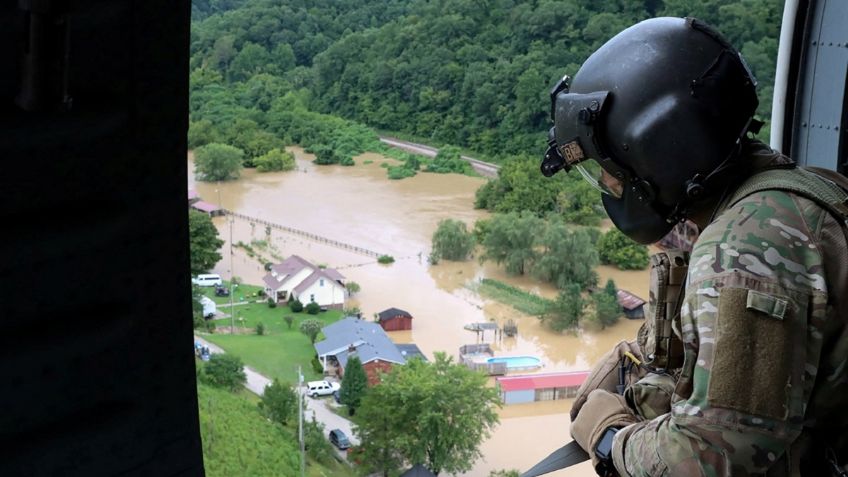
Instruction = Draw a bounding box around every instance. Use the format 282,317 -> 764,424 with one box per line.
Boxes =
190,0 -> 784,159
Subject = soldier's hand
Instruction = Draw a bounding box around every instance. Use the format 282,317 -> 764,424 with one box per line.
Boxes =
570,389 -> 638,471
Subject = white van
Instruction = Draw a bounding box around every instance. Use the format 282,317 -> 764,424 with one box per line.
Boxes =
306,380 -> 340,398
192,274 -> 222,287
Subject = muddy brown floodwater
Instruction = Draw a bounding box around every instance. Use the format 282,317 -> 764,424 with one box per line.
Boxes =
188,148 -> 649,476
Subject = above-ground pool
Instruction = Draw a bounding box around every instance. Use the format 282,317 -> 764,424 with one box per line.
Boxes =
486,356 -> 543,370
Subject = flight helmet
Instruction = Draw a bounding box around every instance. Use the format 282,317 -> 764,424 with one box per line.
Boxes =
541,17 -> 760,243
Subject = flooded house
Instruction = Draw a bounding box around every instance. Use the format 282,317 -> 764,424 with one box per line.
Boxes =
314,317 -> 407,385
377,307 -> 413,331
496,371 -> 591,405
262,255 -> 346,309
189,200 -> 224,217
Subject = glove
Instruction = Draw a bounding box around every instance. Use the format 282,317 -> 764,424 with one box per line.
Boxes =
570,340 -> 645,421
570,389 -> 639,472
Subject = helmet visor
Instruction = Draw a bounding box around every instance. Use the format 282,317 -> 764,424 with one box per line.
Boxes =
576,162 -> 624,199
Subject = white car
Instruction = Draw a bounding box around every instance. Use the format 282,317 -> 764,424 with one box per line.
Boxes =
192,274 -> 222,287
306,380 -> 340,398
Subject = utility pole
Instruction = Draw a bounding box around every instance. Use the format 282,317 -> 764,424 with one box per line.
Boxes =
229,213 -> 235,335
297,365 -> 305,477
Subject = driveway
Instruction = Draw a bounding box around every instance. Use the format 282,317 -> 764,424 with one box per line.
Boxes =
193,335 -> 357,453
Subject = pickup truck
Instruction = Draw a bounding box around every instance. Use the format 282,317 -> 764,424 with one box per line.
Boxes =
306,380 -> 340,398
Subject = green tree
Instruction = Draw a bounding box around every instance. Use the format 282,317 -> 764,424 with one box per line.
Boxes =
480,212 -> 543,275
431,219 -> 475,261
355,354 -> 500,475
533,219 -> 599,289
258,378 -> 298,426
255,148 -> 296,172
339,355 -> 368,415
290,299 -> 303,313
345,281 -> 361,296
591,280 -> 621,329
542,284 -> 584,332
202,354 -> 247,391
194,143 -> 243,181
299,318 -> 322,344
284,315 -> 294,329
304,418 -> 336,465
188,119 -> 220,149
597,228 -> 650,270
188,209 -> 224,275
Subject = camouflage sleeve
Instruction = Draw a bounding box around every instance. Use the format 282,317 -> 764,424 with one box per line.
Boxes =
611,190 -> 830,476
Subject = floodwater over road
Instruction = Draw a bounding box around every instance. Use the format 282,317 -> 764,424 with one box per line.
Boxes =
188,148 -> 648,476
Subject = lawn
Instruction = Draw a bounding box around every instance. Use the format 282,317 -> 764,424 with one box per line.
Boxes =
199,280 -> 265,305
200,301 -> 344,382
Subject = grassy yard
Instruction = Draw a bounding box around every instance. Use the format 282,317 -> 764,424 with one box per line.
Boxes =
200,301 -> 344,382
472,278 -> 553,316
199,281 -> 265,305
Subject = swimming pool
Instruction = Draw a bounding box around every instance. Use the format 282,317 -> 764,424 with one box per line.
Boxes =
486,356 -> 543,370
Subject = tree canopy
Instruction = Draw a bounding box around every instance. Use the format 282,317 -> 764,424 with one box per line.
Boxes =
597,228 -> 650,270
431,219 -> 475,262
355,354 -> 500,476
194,143 -> 244,181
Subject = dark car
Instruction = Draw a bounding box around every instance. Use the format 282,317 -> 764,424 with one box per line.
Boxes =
332,390 -> 341,404
328,429 -> 350,450
214,286 -> 229,297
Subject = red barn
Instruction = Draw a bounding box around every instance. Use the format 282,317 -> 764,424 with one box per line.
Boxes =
377,307 -> 413,331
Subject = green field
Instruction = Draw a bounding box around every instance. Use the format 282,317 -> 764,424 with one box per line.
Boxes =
197,382 -> 350,477
200,301 -> 344,382
473,278 -> 553,316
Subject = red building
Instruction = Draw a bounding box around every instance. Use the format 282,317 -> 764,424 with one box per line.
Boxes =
377,307 -> 413,331
497,371 -> 591,404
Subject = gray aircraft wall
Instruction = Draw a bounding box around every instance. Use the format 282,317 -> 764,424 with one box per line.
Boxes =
0,2 -> 204,476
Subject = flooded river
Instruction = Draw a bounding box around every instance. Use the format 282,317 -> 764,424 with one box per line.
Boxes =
188,148 -> 649,476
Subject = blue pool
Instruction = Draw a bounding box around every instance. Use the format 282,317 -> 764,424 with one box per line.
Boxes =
486,356 -> 542,370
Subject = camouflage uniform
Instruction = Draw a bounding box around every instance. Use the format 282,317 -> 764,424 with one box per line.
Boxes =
611,145 -> 848,476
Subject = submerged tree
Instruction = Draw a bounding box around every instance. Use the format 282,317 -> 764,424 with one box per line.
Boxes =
431,218 -> 475,261
194,142 -> 243,181
542,284 -> 585,332
479,212 -> 543,275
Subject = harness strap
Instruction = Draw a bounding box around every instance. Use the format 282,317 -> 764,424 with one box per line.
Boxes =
520,440 -> 590,477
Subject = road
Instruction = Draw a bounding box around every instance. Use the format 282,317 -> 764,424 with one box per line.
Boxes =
379,136 -> 500,178
193,335 -> 359,452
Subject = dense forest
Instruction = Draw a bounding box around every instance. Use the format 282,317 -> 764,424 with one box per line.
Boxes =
190,0 -> 784,160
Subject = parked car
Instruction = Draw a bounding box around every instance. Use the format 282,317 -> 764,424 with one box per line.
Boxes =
192,274 -> 222,287
328,429 -> 350,450
214,285 -> 229,297
306,380 -> 340,398
332,390 -> 341,404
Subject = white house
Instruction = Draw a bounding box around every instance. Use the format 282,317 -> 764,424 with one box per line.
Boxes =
262,255 -> 346,308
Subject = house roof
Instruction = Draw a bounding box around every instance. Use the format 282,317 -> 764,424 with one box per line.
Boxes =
396,344 -> 427,362
190,201 -> 221,213
294,269 -> 346,295
271,255 -> 314,276
377,307 -> 413,322
400,464 -> 437,477
323,268 -> 345,281
496,371 -> 591,392
316,317 -> 406,366
616,289 -> 646,310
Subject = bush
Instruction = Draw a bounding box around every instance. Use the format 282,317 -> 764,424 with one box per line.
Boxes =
290,299 -> 303,312
377,255 -> 395,264
267,298 -> 277,308
284,315 -> 294,329
387,165 -> 416,180
202,354 -> 247,391
255,148 -> 296,172
258,379 -> 298,426
300,319 -> 323,344
256,322 -> 265,335
304,419 -> 336,465
311,356 -> 323,374
305,302 -> 321,315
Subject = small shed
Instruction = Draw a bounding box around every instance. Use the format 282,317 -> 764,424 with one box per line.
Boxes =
616,290 -> 646,319
497,371 -> 591,405
377,307 -> 413,331
190,200 -> 224,217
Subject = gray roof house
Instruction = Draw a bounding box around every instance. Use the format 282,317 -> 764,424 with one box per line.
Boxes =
314,317 -> 407,382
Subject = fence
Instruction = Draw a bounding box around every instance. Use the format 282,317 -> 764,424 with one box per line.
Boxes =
224,210 -> 382,258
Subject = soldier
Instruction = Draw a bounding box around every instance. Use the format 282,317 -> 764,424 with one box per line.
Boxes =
540,17 -> 848,476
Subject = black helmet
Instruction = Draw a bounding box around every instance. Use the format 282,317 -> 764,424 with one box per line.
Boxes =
541,17 -> 759,244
